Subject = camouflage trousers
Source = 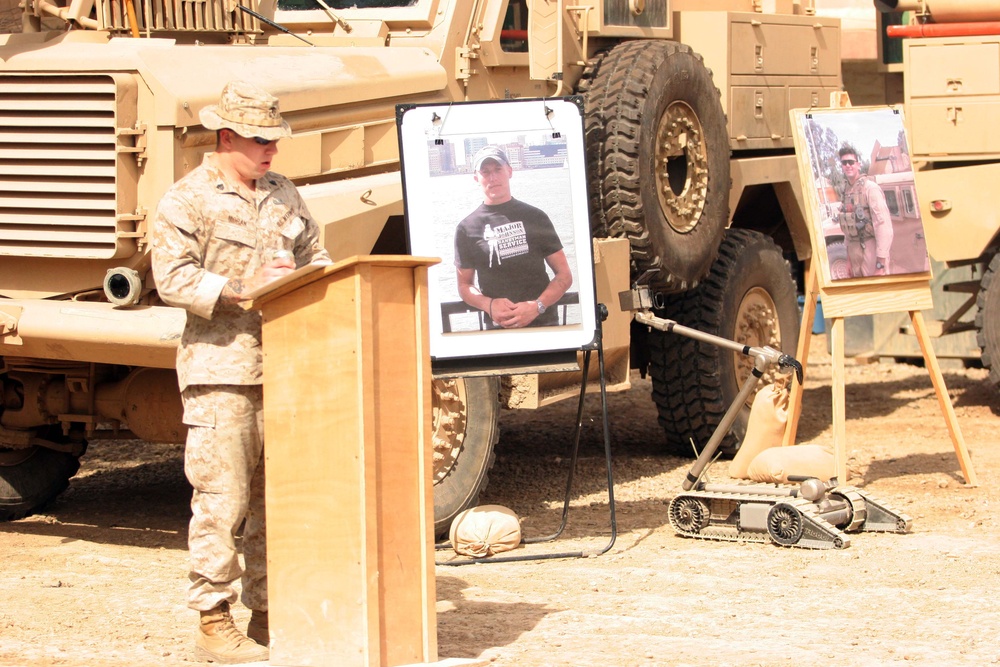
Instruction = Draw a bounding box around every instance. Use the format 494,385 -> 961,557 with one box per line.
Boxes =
846,234 -> 878,278
181,384 -> 267,612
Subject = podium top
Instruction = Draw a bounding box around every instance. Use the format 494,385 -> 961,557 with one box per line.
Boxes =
245,255 -> 440,308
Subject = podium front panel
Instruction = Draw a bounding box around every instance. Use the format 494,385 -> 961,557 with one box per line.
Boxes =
260,259 -> 436,667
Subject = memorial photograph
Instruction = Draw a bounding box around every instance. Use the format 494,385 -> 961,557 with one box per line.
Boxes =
793,106 -> 931,283
398,98 -> 597,364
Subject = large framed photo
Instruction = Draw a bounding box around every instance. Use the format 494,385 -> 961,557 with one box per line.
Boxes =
791,106 -> 931,287
396,98 -> 597,373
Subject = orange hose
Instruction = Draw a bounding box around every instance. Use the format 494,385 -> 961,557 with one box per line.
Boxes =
887,21 -> 1000,38
500,29 -> 527,41
124,0 -> 140,37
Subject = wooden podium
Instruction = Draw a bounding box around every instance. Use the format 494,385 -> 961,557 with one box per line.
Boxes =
251,256 -> 439,667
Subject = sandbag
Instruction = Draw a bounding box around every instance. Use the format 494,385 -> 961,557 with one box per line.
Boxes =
449,505 -> 522,558
746,444 -> 836,484
728,381 -> 789,479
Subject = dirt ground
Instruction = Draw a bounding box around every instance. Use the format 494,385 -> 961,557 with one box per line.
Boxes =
2,6 -> 997,666
1,333 -> 999,667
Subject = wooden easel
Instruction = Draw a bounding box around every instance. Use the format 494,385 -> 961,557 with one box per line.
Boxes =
783,259 -> 978,486
785,104 -> 978,487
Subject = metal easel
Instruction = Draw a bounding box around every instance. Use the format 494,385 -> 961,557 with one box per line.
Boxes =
437,303 -> 618,565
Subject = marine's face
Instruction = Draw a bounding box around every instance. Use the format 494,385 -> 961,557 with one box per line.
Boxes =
840,153 -> 860,183
225,129 -> 280,183
475,159 -> 513,205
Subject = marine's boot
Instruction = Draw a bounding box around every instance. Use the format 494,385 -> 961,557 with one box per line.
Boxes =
246,610 -> 269,647
195,601 -> 269,664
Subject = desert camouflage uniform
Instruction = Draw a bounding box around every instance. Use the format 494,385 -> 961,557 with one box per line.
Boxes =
152,154 -> 331,613
837,175 -> 893,278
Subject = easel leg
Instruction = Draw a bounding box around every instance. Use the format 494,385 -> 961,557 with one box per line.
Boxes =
525,348 -> 592,543
437,311 -> 618,565
783,259 -> 819,447
831,317 -> 848,483
909,310 -> 979,486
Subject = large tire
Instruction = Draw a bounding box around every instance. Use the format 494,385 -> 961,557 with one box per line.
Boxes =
0,445 -> 82,521
976,251 -> 1000,390
583,40 -> 730,292
826,240 -> 852,281
647,229 -> 799,457
431,376 -> 500,537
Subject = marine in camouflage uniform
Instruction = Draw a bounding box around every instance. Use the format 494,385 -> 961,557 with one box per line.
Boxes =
837,149 -> 893,278
151,80 -> 331,663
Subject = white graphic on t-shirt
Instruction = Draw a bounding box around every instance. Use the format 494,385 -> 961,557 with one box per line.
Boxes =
484,224 -> 501,267
493,221 -> 529,261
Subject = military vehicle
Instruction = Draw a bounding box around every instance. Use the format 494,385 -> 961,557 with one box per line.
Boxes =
863,1 -> 1000,381
0,0 -> 842,534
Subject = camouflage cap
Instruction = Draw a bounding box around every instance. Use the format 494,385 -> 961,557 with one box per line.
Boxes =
473,145 -> 510,171
199,80 -> 292,141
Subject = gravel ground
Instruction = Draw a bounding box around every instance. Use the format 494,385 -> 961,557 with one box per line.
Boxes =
3,4 -> 998,666
1,334 -> 999,666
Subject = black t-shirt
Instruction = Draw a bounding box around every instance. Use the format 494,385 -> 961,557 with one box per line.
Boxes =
454,198 -> 564,325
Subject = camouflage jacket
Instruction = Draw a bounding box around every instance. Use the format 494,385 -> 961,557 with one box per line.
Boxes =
151,154 -> 331,390
837,175 -> 893,254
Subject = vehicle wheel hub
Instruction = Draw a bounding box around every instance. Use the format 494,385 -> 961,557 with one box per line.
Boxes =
670,497 -> 710,533
768,504 -> 804,545
655,101 -> 709,233
733,286 -> 782,404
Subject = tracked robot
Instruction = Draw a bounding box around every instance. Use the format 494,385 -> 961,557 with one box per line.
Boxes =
621,278 -> 911,550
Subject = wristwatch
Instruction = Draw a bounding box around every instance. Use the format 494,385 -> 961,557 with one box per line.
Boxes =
875,261 -> 885,270
536,300 -> 547,314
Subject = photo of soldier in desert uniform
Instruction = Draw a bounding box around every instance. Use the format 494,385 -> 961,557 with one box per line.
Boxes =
801,108 -> 930,282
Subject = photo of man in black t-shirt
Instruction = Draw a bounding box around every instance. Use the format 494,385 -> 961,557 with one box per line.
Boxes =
454,145 -> 573,329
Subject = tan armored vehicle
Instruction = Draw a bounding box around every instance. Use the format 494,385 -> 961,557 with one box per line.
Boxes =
0,0 -> 840,534
865,1 -> 1000,383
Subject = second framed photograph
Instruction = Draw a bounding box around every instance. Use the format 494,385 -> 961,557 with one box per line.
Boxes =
397,98 -> 597,371
792,106 -> 931,286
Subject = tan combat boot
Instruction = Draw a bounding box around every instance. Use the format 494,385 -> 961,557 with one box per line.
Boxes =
195,601 -> 269,664
246,610 -> 268,647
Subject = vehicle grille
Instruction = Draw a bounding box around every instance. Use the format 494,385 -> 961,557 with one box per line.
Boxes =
0,74 -> 139,259
99,0 -> 262,34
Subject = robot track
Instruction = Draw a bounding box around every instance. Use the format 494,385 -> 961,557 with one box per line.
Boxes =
668,484 -> 910,550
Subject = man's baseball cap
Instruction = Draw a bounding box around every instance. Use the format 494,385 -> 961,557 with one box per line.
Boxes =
199,80 -> 292,141
473,145 -> 510,171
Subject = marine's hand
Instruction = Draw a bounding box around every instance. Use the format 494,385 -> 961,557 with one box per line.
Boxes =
488,297 -> 517,325
221,257 -> 296,307
245,257 -> 296,294
255,257 -> 296,284
493,300 -> 539,328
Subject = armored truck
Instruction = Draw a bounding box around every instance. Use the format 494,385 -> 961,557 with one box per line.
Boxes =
0,0 -> 841,534
872,0 -> 1000,389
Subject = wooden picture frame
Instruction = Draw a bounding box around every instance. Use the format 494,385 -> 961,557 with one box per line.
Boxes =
396,98 -> 597,374
791,106 -> 932,314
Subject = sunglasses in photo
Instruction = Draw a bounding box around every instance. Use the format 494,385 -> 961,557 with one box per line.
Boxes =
253,137 -> 277,146
840,159 -> 857,166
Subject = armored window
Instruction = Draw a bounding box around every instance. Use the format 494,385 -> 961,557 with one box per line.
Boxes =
902,188 -> 917,217
501,0 -> 529,53
883,189 -> 900,218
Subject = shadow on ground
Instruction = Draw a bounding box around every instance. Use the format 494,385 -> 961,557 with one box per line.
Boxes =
436,574 -> 552,660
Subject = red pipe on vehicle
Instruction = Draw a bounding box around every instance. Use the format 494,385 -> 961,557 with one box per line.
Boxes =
887,22 -> 1000,37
